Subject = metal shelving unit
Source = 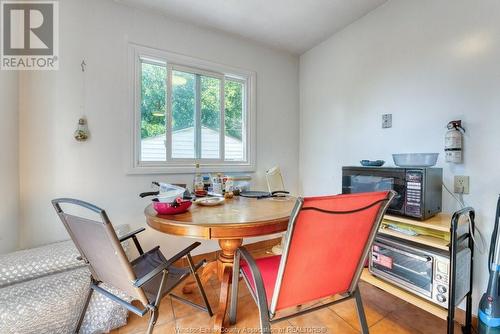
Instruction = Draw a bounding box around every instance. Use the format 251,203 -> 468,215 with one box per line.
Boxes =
361,208 -> 475,334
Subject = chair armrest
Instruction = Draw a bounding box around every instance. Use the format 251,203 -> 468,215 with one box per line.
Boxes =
192,259 -> 206,271
133,262 -> 169,288
165,242 -> 201,266
119,228 -> 146,255
237,247 -> 269,308
119,228 -> 146,242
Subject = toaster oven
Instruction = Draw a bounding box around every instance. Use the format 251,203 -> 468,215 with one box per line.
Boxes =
369,235 -> 471,308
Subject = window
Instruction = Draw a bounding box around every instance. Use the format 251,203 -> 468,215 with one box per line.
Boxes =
130,45 -> 256,173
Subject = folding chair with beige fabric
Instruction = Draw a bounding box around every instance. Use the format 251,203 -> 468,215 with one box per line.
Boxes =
52,198 -> 213,334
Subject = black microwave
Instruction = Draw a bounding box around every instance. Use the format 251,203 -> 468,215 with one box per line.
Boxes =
342,166 -> 442,220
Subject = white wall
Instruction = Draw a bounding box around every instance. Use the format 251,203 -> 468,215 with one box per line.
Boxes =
300,0 -> 500,311
0,71 -> 19,254
19,0 -> 299,255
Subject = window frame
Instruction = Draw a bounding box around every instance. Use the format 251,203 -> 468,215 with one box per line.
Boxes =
167,64 -> 225,163
128,44 -> 256,174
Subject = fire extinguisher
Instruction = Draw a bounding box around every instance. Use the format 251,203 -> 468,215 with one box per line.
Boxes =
445,120 -> 465,163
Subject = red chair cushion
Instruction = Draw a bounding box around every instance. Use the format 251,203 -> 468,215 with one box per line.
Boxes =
240,255 -> 281,304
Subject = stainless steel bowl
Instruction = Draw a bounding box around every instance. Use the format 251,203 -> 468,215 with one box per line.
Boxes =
392,153 -> 439,167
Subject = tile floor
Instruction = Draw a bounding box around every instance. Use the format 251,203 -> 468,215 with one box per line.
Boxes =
111,250 -> 463,334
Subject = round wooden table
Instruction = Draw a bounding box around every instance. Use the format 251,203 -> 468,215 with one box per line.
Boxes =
145,196 -> 296,332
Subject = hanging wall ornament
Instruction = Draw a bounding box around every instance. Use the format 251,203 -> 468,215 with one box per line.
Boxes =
75,59 -> 90,142
74,118 -> 89,141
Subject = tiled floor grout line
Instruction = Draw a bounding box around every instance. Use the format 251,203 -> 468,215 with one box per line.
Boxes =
116,290 -> 452,334
366,313 -> 386,329
381,307 -> 428,334
116,251 -> 456,334
366,300 -> 408,331
325,306 -> 361,333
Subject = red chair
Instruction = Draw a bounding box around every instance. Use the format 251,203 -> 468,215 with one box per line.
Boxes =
229,191 -> 395,334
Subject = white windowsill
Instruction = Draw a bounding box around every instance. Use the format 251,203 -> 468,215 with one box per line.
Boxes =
127,162 -> 256,175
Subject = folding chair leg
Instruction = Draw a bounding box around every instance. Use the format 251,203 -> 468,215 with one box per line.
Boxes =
257,304 -> 271,334
187,254 -> 213,316
146,269 -> 168,334
229,251 -> 240,325
353,287 -> 369,334
75,286 -> 93,333
146,308 -> 159,334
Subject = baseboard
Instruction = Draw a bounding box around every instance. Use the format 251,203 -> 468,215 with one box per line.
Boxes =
175,237 -> 281,267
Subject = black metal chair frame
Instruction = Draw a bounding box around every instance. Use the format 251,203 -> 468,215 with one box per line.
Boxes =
52,198 -> 213,334
229,192 -> 395,334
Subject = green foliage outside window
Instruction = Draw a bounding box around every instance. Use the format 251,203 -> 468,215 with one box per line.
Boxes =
141,62 -> 244,141
224,80 -> 243,140
141,62 -> 166,139
171,71 -> 195,132
201,75 -> 220,132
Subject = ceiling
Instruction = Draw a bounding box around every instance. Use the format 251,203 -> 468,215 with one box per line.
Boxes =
116,0 -> 387,55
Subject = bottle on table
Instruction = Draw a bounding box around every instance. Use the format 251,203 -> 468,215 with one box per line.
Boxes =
212,173 -> 223,195
224,177 -> 234,199
193,163 -> 205,195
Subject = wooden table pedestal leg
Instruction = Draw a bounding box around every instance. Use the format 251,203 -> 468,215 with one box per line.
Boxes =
213,238 -> 243,333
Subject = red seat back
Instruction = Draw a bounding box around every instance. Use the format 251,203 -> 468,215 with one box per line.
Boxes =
272,191 -> 392,311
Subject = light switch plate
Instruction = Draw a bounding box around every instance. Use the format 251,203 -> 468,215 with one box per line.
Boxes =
382,114 -> 392,128
454,175 -> 469,194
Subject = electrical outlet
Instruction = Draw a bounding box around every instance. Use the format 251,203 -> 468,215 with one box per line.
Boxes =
454,175 -> 469,194
382,114 -> 392,128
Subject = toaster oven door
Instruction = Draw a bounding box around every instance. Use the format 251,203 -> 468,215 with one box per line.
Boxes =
371,239 -> 433,298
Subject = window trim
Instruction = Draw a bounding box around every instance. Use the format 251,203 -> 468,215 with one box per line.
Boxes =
127,43 -> 256,174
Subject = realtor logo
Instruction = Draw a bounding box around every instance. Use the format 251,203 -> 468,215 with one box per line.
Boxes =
1,1 -> 59,70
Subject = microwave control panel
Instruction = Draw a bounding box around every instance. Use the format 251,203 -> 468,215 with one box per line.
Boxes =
405,171 -> 423,217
